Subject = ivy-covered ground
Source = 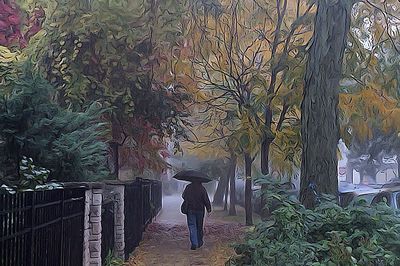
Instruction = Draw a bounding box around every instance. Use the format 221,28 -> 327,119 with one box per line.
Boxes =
127,196 -> 248,266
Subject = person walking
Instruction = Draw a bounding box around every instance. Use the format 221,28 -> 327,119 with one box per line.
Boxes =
182,181 -> 212,250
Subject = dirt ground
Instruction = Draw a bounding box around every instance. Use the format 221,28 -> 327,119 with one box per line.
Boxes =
126,195 -> 251,266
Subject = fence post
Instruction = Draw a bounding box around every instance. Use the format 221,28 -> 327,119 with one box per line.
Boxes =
83,188 -> 91,266
113,184 -> 125,259
30,192 -> 35,266
60,189 -> 65,265
103,181 -> 126,259
81,183 -> 104,266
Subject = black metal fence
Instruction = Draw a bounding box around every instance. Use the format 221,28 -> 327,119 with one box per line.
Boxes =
150,180 -> 162,217
0,178 -> 162,264
124,181 -> 142,260
141,179 -> 152,227
124,178 -> 162,259
0,186 -> 85,266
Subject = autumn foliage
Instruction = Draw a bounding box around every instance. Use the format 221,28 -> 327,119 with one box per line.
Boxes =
0,0 -> 44,48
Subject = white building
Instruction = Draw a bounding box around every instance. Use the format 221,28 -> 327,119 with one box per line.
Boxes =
338,139 -> 398,185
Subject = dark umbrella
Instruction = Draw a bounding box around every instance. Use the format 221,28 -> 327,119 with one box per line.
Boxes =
172,170 -> 212,183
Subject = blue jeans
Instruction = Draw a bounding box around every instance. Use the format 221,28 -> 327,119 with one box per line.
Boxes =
186,210 -> 205,247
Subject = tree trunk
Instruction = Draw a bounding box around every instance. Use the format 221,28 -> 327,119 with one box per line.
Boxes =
110,142 -> 119,178
213,174 -> 229,205
244,153 -> 253,225
260,106 -> 273,220
300,0 -> 352,208
228,154 -> 237,216
364,165 -> 378,183
359,169 -> 365,184
346,162 -> 353,183
224,176 -> 229,211
111,116 -> 123,180
397,155 -> 400,178
261,106 -> 273,175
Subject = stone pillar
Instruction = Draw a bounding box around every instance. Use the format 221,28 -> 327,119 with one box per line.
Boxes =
82,183 -> 104,266
105,182 -> 125,259
113,185 -> 125,258
83,189 -> 92,266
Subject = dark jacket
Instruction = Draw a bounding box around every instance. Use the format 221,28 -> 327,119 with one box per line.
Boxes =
182,183 -> 212,213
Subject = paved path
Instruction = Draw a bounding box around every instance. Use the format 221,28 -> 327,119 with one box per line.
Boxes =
127,195 -> 246,266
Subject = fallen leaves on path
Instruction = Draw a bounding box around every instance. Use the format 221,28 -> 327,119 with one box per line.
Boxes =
127,222 -> 245,266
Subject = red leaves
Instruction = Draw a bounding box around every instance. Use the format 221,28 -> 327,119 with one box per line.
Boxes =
159,149 -> 170,159
7,14 -> 19,25
0,32 -> 6,43
115,115 -> 169,174
0,1 -> 14,15
0,0 -> 22,47
0,1 -> 44,49
0,19 -> 8,28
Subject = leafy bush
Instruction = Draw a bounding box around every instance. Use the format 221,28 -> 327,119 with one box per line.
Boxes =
104,251 -> 124,266
228,181 -> 400,266
0,156 -> 63,193
18,156 -> 50,188
0,65 -> 109,183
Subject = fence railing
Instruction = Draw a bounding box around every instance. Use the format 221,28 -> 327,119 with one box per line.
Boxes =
124,180 -> 143,260
123,178 -> 162,259
0,177 -> 162,265
151,180 -> 162,217
0,186 -> 85,266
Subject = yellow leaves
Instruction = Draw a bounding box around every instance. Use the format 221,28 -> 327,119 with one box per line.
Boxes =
382,109 -> 400,134
339,83 -> 400,142
185,143 -> 229,160
0,46 -> 22,62
270,126 -> 301,177
228,110 -> 266,155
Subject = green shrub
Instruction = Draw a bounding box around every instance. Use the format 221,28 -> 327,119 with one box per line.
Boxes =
228,181 -> 400,266
0,64 -> 109,183
104,251 -> 124,266
18,156 -> 50,189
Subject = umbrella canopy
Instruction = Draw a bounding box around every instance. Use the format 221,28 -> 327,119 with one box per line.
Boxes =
172,170 -> 212,183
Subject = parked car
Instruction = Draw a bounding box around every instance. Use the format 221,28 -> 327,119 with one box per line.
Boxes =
370,186 -> 400,209
339,181 -> 400,210
339,190 -> 379,207
338,182 -> 379,207
237,180 -> 400,212
380,181 -> 400,189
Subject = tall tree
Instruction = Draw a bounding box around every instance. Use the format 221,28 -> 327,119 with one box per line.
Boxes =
300,0 -> 352,208
246,0 -> 314,218
187,0 -> 262,225
25,0 -> 192,177
187,0 -> 313,221
255,0 -> 313,176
